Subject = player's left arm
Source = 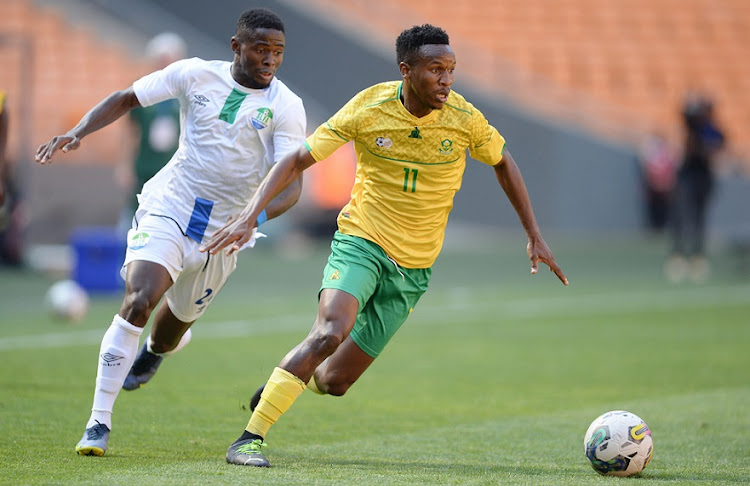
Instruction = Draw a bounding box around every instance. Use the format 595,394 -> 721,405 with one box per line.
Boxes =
494,149 -> 568,285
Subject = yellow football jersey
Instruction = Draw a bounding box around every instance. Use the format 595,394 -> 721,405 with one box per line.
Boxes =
0,90 -> 5,115
305,81 -> 505,268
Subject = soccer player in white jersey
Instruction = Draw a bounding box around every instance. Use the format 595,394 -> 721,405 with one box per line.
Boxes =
34,8 -> 306,457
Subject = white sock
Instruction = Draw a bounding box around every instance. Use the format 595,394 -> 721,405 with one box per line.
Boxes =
146,328 -> 192,356
86,315 -> 143,429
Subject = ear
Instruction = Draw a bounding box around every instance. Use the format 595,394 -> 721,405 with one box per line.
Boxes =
230,36 -> 240,55
399,62 -> 410,78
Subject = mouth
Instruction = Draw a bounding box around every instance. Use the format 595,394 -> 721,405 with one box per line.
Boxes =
258,70 -> 274,81
435,90 -> 450,103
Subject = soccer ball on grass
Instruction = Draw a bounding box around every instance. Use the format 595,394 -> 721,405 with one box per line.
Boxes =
45,279 -> 89,322
583,410 -> 653,477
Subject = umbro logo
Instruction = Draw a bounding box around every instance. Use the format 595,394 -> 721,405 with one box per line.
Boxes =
193,94 -> 210,106
100,353 -> 124,366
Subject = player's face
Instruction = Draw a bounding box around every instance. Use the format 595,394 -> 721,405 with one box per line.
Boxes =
231,28 -> 285,89
401,44 -> 455,116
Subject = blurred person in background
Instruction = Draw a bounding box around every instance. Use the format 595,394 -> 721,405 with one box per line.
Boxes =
638,132 -> 677,234
117,33 -> 187,237
34,8 -> 306,457
0,89 -> 24,266
665,93 -> 725,283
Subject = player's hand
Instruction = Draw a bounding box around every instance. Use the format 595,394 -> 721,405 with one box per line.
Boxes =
527,236 -> 568,286
199,214 -> 257,256
35,134 -> 81,164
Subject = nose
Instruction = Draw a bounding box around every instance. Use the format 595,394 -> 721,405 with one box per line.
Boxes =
440,71 -> 453,86
262,52 -> 275,67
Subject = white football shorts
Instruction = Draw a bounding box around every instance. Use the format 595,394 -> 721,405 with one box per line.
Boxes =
121,210 -> 258,322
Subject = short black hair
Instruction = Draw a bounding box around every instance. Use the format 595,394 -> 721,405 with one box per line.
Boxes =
236,8 -> 285,36
396,24 -> 450,64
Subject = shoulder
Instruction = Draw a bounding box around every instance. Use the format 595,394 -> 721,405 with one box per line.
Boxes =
356,81 -> 401,108
269,78 -> 304,107
443,90 -> 479,118
168,58 -> 225,78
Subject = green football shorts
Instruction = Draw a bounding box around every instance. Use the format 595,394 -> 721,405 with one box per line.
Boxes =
320,231 -> 431,358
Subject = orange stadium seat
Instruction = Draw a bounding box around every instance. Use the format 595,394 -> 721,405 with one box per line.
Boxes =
0,0 -> 148,165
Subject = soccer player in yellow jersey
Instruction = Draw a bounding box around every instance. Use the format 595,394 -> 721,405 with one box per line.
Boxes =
202,24 -> 568,467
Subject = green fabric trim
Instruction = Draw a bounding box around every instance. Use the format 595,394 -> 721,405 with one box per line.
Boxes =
474,130 -> 494,149
444,102 -> 472,115
218,88 -> 248,124
364,82 -> 401,108
327,121 -> 349,142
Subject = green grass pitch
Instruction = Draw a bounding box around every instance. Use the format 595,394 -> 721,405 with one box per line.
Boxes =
1,233 -> 748,485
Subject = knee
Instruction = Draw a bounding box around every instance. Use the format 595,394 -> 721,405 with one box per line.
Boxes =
315,370 -> 353,397
148,340 -> 173,354
305,327 -> 346,358
120,289 -> 156,324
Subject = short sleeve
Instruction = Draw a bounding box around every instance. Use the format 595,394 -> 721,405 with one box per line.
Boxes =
272,96 -> 307,163
132,58 -> 192,108
469,106 -> 506,166
305,91 -> 364,161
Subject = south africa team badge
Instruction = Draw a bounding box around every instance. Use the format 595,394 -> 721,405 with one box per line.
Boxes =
439,139 -> 454,155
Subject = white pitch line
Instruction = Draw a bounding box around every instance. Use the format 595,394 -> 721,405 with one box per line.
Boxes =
0,284 -> 747,352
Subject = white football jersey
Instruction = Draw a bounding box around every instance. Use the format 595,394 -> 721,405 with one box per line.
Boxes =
132,58 -> 306,242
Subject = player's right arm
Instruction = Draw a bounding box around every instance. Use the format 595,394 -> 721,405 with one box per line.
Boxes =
35,87 -> 142,164
200,145 -> 317,255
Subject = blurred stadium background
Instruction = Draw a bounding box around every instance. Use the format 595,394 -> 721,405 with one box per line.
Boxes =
1,2 -> 749,483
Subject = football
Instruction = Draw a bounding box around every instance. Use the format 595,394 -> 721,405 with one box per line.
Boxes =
583,410 -> 653,477
45,279 -> 90,322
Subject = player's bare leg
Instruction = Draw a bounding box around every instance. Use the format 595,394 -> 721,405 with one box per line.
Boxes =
123,302 -> 194,391
228,289 -> 359,466
76,261 -> 172,456
249,334 -> 374,410
307,336 -> 375,396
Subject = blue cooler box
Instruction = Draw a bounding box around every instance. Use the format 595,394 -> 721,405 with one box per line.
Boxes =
70,226 -> 126,293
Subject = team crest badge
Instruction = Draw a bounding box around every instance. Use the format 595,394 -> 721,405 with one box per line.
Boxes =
252,108 -> 273,129
439,139 -> 454,155
375,136 -> 393,149
129,231 -> 150,250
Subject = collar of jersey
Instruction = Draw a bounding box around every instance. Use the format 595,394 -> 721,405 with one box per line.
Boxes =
228,63 -> 275,94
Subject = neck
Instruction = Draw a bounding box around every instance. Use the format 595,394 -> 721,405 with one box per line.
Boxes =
231,61 -> 268,89
400,83 -> 432,118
